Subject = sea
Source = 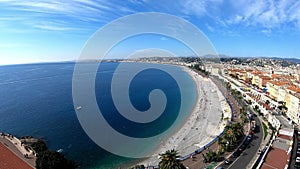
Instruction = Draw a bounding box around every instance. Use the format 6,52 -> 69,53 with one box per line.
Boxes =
0,62 -> 196,169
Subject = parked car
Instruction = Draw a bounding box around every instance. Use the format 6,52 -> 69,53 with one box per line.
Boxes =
239,144 -> 247,151
224,159 -> 232,165
232,150 -> 241,158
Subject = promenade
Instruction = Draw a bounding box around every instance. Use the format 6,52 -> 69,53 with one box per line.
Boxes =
181,73 -> 245,169
139,68 -> 231,168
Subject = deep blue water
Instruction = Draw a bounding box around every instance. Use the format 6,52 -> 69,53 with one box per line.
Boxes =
0,62 -> 196,169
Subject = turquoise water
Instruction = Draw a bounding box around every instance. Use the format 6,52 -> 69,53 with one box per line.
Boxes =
0,62 -> 196,168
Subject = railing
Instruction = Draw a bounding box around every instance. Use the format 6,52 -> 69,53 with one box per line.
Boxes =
179,130 -> 225,161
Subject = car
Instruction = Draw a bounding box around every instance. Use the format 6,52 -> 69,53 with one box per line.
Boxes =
253,125 -> 260,133
251,126 -> 256,132
246,135 -> 253,141
224,159 -> 232,165
232,150 -> 241,158
295,162 -> 300,169
247,134 -> 253,138
243,139 -> 250,146
239,145 -> 247,151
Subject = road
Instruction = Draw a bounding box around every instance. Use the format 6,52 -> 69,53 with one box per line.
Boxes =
218,113 -> 263,169
290,130 -> 298,169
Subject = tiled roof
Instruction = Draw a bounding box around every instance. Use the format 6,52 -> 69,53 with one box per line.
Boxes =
288,85 -> 300,93
261,148 -> 289,169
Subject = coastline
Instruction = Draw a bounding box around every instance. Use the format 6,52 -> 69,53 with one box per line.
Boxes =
138,66 -> 232,167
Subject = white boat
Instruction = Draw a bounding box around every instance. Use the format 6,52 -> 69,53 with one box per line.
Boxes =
76,106 -> 82,110
57,149 -> 63,153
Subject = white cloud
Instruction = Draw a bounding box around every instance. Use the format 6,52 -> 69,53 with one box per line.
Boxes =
261,29 -> 272,36
180,0 -> 223,18
0,0 -> 135,33
1,0 -> 300,35
226,15 -> 243,24
288,1 -> 300,28
34,25 -> 73,31
226,0 -> 300,30
160,37 -> 168,41
205,23 -> 215,32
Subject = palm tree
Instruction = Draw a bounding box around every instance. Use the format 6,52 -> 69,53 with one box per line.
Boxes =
159,149 -> 185,169
204,150 -> 219,163
218,136 -> 229,151
222,123 -> 245,150
231,122 -> 244,139
225,128 -> 237,148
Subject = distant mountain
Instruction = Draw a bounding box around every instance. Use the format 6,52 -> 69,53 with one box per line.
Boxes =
267,57 -> 300,63
216,55 -> 300,64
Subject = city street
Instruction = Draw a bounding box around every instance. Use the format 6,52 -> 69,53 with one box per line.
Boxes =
217,113 -> 263,169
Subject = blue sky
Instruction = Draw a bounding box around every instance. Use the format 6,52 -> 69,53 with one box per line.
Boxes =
1,0 -> 300,65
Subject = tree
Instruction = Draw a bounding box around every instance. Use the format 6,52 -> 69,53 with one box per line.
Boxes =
220,123 -> 244,150
204,150 -> 220,163
218,136 -> 229,151
231,123 -> 244,139
224,128 -> 237,148
31,140 -> 48,153
36,151 -> 78,169
30,139 -> 78,169
158,149 -> 185,169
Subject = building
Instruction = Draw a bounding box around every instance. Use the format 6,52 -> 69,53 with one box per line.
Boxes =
261,128 -> 293,169
284,86 -> 300,125
266,81 -> 289,102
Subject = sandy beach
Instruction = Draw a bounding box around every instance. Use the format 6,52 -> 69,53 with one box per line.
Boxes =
139,66 -> 232,167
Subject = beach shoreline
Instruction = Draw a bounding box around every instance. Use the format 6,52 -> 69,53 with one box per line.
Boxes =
138,66 -> 232,167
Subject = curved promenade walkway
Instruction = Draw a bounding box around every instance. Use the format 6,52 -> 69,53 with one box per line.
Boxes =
139,68 -> 232,168
181,73 -> 244,169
